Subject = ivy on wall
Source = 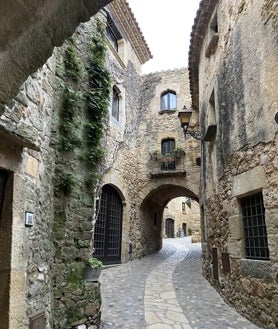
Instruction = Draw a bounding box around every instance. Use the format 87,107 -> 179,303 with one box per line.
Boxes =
85,22 -> 111,189
53,19 -> 111,327
55,21 -> 111,197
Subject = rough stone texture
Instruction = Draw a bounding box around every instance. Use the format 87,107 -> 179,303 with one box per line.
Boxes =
0,1 -> 153,327
163,197 -> 201,242
130,68 -> 201,259
0,0 -> 111,105
190,0 -> 278,328
0,1 -> 201,328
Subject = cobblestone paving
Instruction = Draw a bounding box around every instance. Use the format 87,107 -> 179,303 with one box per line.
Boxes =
99,238 -> 261,329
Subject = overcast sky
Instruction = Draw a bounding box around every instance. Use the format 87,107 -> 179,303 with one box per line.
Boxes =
127,0 -> 201,73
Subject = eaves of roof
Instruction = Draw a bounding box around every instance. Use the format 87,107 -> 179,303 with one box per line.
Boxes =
188,0 -> 218,110
108,0 -> 152,65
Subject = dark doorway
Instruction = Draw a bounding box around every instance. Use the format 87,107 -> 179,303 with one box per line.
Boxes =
182,223 -> 187,235
0,169 -> 13,329
93,185 -> 123,264
165,218 -> 175,238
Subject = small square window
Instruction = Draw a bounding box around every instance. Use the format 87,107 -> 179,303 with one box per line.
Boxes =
240,192 -> 269,260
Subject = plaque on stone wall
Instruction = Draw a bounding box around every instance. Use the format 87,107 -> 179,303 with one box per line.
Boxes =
29,312 -> 45,329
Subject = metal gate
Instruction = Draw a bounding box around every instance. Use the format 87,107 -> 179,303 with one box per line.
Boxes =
93,185 -> 122,264
165,218 -> 175,238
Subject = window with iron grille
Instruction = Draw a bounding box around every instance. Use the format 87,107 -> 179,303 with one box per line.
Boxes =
241,192 -> 269,260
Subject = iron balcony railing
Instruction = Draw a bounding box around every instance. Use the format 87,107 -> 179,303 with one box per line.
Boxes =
149,153 -> 186,176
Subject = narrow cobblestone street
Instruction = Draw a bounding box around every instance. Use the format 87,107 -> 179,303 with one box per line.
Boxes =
100,238 -> 261,329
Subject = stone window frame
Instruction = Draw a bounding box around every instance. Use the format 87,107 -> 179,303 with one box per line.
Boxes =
228,166 -> 272,278
205,8 -> 219,58
112,85 -> 120,121
204,88 -> 217,141
239,192 -> 270,261
109,83 -> 125,130
105,11 -> 122,53
161,138 -> 176,154
104,10 -> 127,67
160,90 -> 177,112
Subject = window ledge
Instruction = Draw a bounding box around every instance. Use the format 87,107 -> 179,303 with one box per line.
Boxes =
240,258 -> 272,279
106,40 -> 126,69
159,109 -> 177,114
203,124 -> 217,141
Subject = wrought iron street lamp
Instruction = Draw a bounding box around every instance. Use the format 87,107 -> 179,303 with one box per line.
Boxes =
178,106 -> 202,140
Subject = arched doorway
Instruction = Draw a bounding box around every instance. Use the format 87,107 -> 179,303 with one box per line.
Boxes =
165,218 -> 175,238
93,185 -> 123,264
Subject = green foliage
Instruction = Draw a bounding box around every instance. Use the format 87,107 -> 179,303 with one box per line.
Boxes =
57,86 -> 83,152
85,172 -> 101,191
64,43 -> 83,81
87,257 -> 103,268
85,23 -> 111,172
55,168 -> 76,196
66,262 -> 85,289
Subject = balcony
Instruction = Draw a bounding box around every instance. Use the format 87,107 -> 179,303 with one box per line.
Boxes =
149,150 -> 186,176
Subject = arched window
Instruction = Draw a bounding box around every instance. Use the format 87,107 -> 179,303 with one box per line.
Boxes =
161,138 -> 175,155
160,90 -> 177,111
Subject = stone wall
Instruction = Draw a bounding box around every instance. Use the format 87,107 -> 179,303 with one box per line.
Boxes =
0,0 -> 111,105
0,11 -> 110,329
163,197 -> 201,242
131,68 -> 201,258
0,56 -> 57,328
190,0 -> 278,327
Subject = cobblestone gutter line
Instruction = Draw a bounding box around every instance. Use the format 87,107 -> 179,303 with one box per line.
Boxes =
144,243 -> 192,329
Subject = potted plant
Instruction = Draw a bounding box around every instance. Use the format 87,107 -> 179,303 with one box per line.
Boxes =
174,147 -> 185,158
84,256 -> 103,282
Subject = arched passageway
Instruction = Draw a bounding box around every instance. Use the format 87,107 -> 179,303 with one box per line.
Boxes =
138,184 -> 199,257
163,197 -> 201,241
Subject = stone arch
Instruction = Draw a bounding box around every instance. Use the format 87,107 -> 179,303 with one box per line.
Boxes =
94,184 -> 124,264
0,0 -> 111,105
133,182 -> 199,258
97,174 -> 131,262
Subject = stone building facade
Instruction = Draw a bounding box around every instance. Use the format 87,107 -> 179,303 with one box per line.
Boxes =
132,68 -> 201,258
96,64 -> 201,262
0,1 -> 152,327
163,197 -> 201,242
189,0 -> 278,328
0,0 -> 202,327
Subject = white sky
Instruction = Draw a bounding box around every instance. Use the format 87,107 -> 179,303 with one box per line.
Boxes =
127,0 -> 201,74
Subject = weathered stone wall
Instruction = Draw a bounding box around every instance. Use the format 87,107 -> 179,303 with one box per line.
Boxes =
0,1 -> 152,326
0,11 -> 108,329
193,0 -> 278,327
131,68 -> 201,258
0,0 -> 111,105
163,197 -> 201,242
0,56 -> 57,328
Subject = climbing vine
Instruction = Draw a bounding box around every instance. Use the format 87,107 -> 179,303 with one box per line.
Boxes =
84,21 -> 111,190
55,25 -> 110,196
